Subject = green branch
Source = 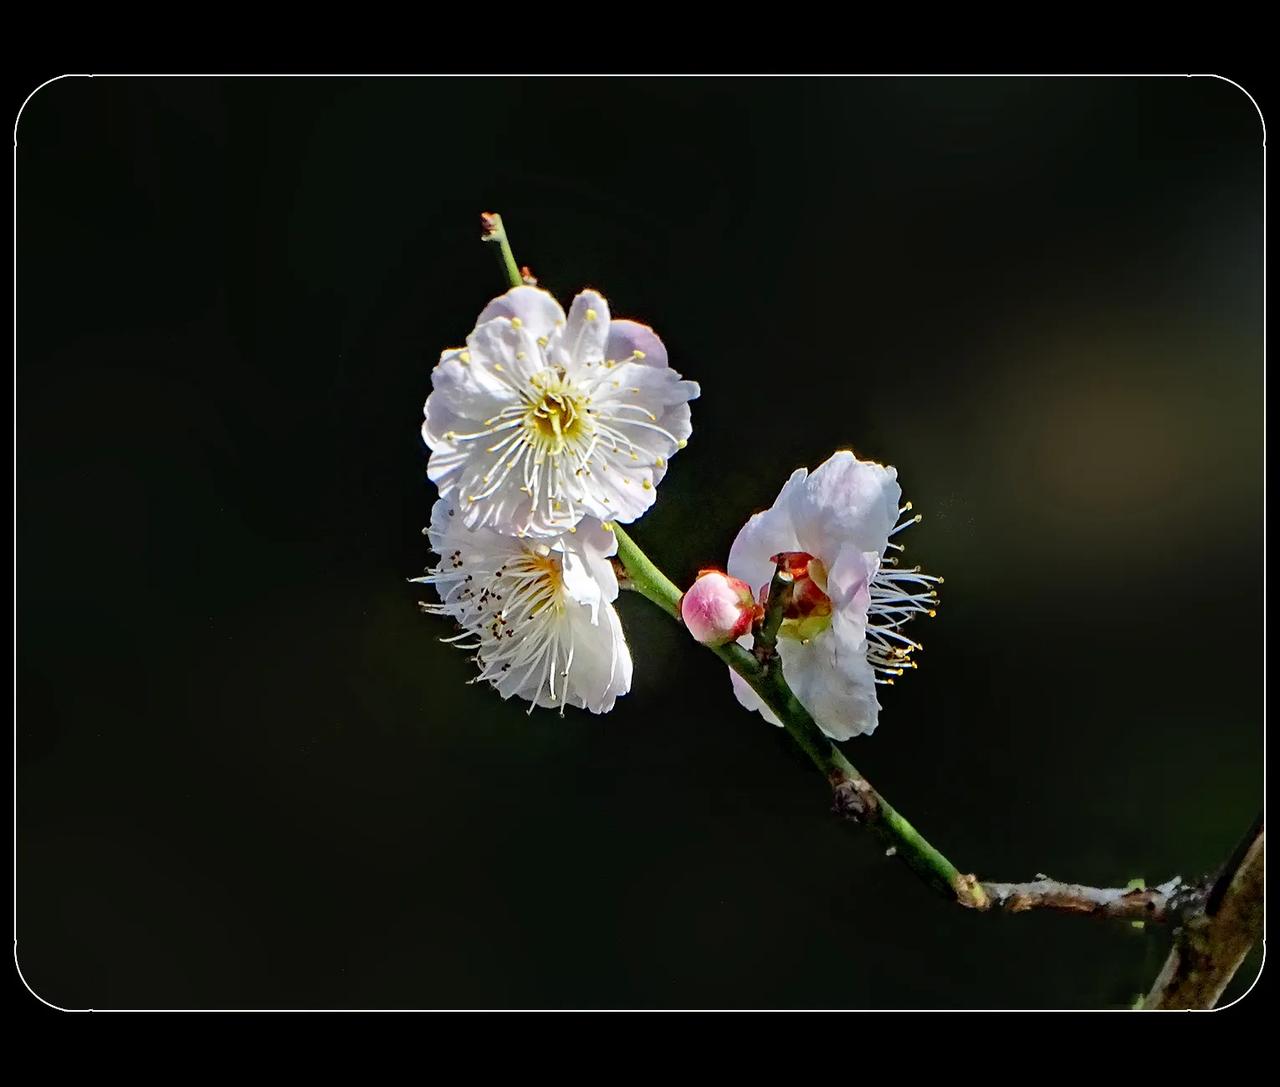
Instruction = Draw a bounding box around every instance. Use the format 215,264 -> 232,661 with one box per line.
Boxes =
481,212 -> 524,290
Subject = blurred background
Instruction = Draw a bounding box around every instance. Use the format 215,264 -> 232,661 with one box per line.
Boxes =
16,76 -> 1263,1009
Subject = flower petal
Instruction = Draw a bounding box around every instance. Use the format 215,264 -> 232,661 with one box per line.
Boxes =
778,613 -> 880,740
570,517 -> 621,601
477,285 -> 566,342
425,343 -> 518,425
726,468 -> 806,599
789,451 -> 901,558
604,319 -> 668,369
729,655 -> 783,727
825,543 -> 878,615
554,290 -> 611,371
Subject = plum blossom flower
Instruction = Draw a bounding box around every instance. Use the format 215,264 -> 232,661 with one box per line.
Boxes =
423,285 -> 700,538
726,451 -> 942,740
412,498 -> 632,714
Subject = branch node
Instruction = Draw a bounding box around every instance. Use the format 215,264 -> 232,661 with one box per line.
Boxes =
831,777 -> 880,823
952,872 -> 990,910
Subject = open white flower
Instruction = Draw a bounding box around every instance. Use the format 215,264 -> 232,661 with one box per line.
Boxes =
423,286 -> 700,538
413,498 -> 632,714
726,451 -> 942,740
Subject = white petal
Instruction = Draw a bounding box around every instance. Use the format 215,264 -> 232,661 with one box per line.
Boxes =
778,613 -> 880,740
726,468 -> 806,599
729,650 -> 783,727
477,285 -> 566,341
425,344 -> 518,425
468,317 -> 545,386
562,601 -> 633,713
558,546 -> 604,623
824,543 -> 878,614
553,290 -> 611,371
569,517 -> 621,601
789,451 -> 901,558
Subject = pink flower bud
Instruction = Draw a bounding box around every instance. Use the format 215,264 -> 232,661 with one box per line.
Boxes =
680,569 -> 760,646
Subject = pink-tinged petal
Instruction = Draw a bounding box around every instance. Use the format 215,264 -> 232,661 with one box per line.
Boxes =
604,319 -> 668,370
476,285 -> 566,342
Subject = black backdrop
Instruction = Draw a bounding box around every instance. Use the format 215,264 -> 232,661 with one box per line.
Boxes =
16,76 -> 1263,1010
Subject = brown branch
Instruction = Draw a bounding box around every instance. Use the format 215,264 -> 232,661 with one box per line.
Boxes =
1144,817 -> 1264,1009
978,875 -> 1202,922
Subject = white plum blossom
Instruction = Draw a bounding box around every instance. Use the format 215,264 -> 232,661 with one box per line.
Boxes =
423,285 -> 700,538
413,498 -> 632,714
726,451 -> 942,741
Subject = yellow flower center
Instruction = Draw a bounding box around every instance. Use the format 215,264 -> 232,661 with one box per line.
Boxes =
526,369 -> 590,454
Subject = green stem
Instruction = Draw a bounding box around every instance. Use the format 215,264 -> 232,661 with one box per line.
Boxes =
610,523 -> 984,907
609,521 -> 682,618
481,212 -> 524,290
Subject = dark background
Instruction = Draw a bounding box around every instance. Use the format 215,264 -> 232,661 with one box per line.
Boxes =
16,76 -> 1263,1010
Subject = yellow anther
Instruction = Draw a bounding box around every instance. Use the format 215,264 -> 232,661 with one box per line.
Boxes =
602,522 -> 614,532
937,577 -> 945,584
510,317 -> 523,329
914,514 -> 922,523
677,439 -> 688,449
642,480 -> 652,490
654,458 -> 665,468
633,350 -> 646,359
516,351 -> 526,361
537,336 -> 549,347
904,501 -> 912,511
928,609 -> 937,618
493,363 -> 504,372
585,308 -> 598,322
459,351 -> 471,364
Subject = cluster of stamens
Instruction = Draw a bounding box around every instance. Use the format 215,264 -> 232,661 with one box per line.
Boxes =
867,502 -> 942,686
